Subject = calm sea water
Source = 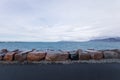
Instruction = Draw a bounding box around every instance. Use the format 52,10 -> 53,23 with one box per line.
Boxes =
0,42 -> 120,50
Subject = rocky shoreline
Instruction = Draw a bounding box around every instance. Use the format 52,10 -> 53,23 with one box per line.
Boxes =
0,49 -> 120,64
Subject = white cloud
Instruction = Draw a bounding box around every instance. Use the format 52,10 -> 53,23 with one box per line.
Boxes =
0,0 -> 120,41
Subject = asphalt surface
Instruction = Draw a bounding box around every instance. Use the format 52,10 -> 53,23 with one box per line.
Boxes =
0,63 -> 120,80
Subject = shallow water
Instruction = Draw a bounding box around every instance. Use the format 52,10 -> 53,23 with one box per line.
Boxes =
0,41 -> 120,50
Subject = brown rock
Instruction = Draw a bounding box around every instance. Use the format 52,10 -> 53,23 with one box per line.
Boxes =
103,50 -> 119,59
4,52 -> 16,61
90,51 -> 104,60
76,49 -> 91,60
91,52 -> 103,60
79,52 -> 91,60
14,50 -> 31,62
27,51 -> 46,61
87,50 -> 103,60
45,51 -> 69,61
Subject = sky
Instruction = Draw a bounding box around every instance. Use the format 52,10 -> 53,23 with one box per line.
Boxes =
0,0 -> 120,42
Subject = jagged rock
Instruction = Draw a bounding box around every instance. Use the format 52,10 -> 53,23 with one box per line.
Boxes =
111,49 -> 120,53
1,49 -> 8,53
45,50 -> 69,61
27,51 -> 46,61
79,51 -> 91,60
0,49 -> 8,60
69,50 -> 79,60
4,52 -> 17,61
91,52 -> 103,60
15,50 -> 31,62
108,49 -> 120,58
103,50 -> 119,59
87,50 -> 103,60
76,49 -> 91,60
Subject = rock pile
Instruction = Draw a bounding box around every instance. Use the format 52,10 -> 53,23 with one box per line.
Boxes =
0,49 -> 119,62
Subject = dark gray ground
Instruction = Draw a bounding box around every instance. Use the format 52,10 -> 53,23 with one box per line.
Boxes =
0,63 -> 120,80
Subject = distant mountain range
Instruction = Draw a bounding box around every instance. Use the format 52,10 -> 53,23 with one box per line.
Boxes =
57,37 -> 120,42
0,37 -> 120,43
90,37 -> 120,42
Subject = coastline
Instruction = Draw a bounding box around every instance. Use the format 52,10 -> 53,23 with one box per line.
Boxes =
0,48 -> 120,64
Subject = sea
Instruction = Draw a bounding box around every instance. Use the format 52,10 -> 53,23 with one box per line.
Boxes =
0,41 -> 120,51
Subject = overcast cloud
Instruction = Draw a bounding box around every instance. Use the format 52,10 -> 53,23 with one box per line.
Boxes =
0,0 -> 120,42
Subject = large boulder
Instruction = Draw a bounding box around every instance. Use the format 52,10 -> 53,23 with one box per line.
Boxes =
76,49 -> 91,60
45,50 -> 69,61
92,52 -> 103,60
79,51 -> 91,60
27,51 -> 46,61
87,50 -> 103,60
69,50 -> 79,60
4,52 -> 17,61
0,49 -> 8,60
109,49 -> 120,58
103,50 -> 119,59
15,50 -> 31,62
